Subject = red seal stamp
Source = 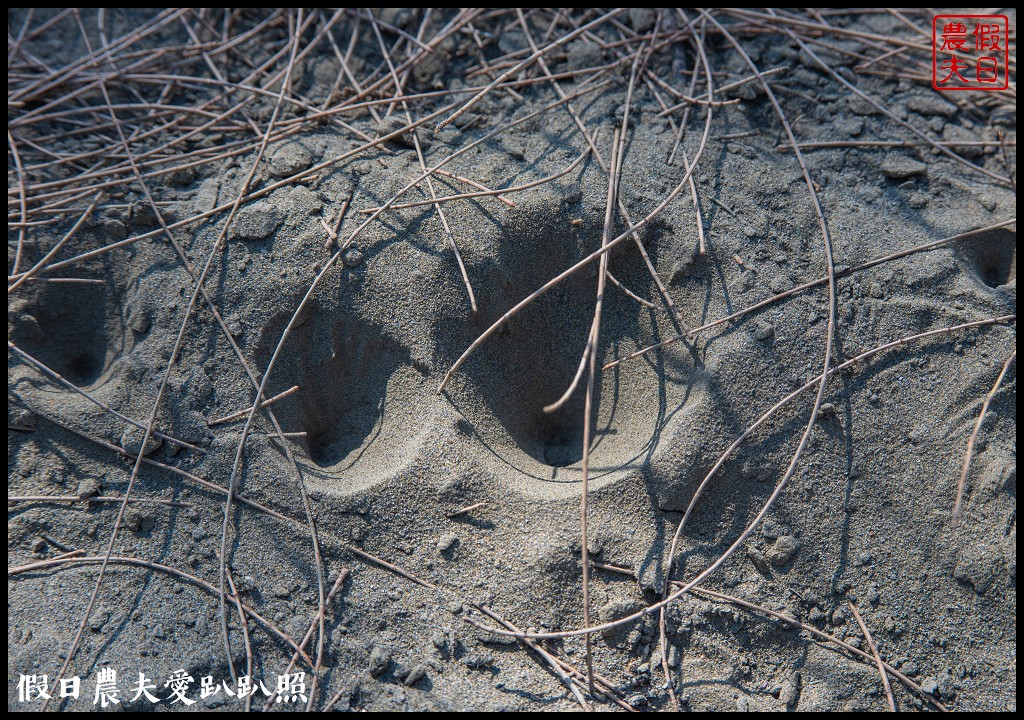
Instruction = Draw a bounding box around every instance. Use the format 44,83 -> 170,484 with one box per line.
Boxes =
933,14 -> 1010,91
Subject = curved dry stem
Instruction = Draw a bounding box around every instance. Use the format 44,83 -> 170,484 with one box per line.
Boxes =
952,348 -> 1016,524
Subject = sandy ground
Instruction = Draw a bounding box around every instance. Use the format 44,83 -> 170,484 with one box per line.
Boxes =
8,8 -> 1016,711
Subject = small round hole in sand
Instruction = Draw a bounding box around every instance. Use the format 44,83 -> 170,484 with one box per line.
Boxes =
9,280 -> 121,386
957,228 -> 1016,288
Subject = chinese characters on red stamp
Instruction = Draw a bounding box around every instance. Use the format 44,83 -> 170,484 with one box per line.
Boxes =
933,14 -> 1010,91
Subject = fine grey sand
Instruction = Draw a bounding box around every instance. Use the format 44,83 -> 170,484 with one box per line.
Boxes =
8,8 -> 1016,711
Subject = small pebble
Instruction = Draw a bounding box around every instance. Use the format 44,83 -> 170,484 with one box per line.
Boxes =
881,156 -> 926,179
268,141 -> 313,178
463,653 -> 494,670
403,664 -> 428,687
908,193 -> 929,209
120,427 -> 162,457
437,533 -> 458,555
368,645 -> 391,678
89,607 -> 110,631
228,202 -> 281,241
747,546 -> 772,574
77,477 -> 102,498
753,323 -> 774,342
906,95 -> 958,118
766,535 -> 800,566
343,249 -> 364,268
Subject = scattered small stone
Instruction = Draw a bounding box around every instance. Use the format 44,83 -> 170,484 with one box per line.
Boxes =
193,178 -> 219,213
835,116 -> 864,137
954,542 -> 1000,594
87,606 -> 109,631
846,95 -> 880,116
779,671 -> 801,707
128,200 -> 158,228
920,676 -> 939,695
228,202 -> 281,241
598,598 -> 644,640
125,508 -> 156,533
225,313 -> 243,338
979,196 -> 997,212
831,606 -> 848,626
627,8 -> 656,32
165,165 -> 195,186
747,546 -> 772,575
376,116 -> 430,150
908,192 -> 929,209
881,156 -> 927,179
902,660 -> 919,677
761,518 -> 787,539
403,664 -> 428,687
990,105 -> 1015,127
77,477 -> 102,498
942,124 -> 983,159
120,427 -> 162,457
937,669 -> 956,699
127,303 -> 151,333
437,533 -> 458,556
288,185 -> 322,214
268,141 -> 313,178
343,249 -> 364,268
368,645 -> 391,678
765,535 -> 800,566
753,322 -> 774,342
906,94 -> 958,118
463,653 -> 494,670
